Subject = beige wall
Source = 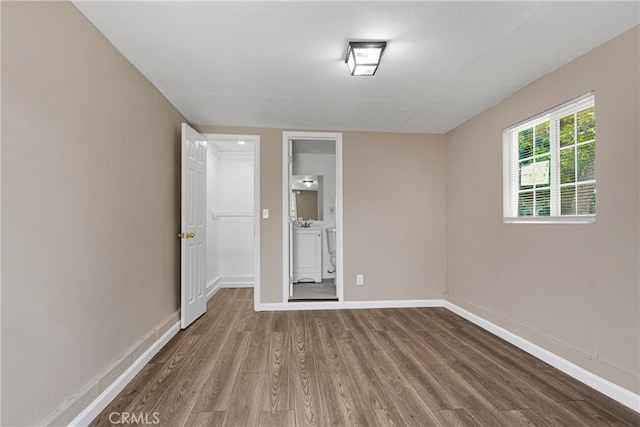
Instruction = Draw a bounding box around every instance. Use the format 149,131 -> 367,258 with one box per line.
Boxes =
445,27 -> 639,394
0,1 -> 3,423
1,2 -> 185,425
343,131 -> 446,301
196,126 -> 447,303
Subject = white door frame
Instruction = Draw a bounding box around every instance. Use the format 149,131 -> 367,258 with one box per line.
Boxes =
203,133 -> 261,312
282,131 -> 344,304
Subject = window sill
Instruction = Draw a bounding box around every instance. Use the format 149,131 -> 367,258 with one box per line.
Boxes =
504,215 -> 596,224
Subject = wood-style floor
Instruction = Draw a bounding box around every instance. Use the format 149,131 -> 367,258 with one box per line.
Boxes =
290,281 -> 337,301
91,289 -> 639,426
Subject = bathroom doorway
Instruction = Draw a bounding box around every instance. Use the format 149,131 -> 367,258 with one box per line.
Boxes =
282,132 -> 343,303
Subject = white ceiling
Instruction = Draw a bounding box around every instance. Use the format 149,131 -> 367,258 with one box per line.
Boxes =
74,1 -> 639,134
208,138 -> 255,153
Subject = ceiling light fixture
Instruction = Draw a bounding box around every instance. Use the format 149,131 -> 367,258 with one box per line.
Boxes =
303,180 -> 314,188
237,140 -> 246,145
345,41 -> 387,76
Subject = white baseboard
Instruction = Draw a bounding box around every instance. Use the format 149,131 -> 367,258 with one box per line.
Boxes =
221,281 -> 254,288
206,277 -> 222,300
257,299 -> 444,312
220,276 -> 254,288
68,322 -> 180,426
444,301 -> 640,413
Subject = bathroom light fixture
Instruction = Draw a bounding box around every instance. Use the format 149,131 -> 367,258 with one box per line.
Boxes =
345,41 -> 387,76
303,180 -> 314,188
237,140 -> 246,145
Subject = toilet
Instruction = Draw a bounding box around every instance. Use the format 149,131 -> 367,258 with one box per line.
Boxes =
326,228 -> 337,273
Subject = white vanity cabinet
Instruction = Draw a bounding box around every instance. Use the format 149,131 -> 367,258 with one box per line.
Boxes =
292,228 -> 322,283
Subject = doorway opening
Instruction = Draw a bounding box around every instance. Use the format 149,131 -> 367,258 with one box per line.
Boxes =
205,134 -> 260,310
282,132 -> 343,303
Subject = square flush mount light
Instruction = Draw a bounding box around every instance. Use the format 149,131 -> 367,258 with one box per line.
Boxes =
345,41 -> 387,76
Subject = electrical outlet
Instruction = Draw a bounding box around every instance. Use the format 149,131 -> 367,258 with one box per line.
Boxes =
356,274 -> 364,286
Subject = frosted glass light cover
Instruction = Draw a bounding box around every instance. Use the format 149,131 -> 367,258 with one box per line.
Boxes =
345,41 -> 386,76
353,46 -> 382,63
347,53 -> 356,74
354,65 -> 377,76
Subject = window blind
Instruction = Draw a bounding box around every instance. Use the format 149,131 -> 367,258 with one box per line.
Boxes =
503,92 -> 596,223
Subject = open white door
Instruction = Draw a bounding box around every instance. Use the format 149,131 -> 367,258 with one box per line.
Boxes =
180,123 -> 207,329
287,138 -> 294,298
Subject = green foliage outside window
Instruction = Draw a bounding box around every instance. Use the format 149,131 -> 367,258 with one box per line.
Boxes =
559,106 -> 596,215
514,104 -> 595,218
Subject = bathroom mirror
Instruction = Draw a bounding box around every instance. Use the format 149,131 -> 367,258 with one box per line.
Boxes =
291,175 -> 323,221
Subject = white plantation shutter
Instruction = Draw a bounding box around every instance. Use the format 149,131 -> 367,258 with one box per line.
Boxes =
503,92 -> 596,223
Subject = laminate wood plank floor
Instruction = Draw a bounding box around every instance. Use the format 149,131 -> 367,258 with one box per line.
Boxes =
91,289 -> 639,427
290,281 -> 337,300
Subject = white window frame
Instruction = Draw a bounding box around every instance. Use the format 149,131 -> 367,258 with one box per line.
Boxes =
503,92 -> 596,224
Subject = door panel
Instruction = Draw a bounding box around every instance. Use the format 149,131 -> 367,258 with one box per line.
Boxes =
181,123 -> 207,329
288,138 -> 294,297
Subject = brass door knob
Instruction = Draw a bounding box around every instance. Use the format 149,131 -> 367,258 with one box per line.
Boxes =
177,232 -> 184,238
186,232 -> 195,238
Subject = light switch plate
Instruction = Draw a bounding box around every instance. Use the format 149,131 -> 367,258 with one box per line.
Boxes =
262,209 -> 269,219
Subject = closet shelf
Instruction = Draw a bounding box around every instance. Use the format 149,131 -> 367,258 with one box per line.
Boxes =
212,212 -> 254,220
